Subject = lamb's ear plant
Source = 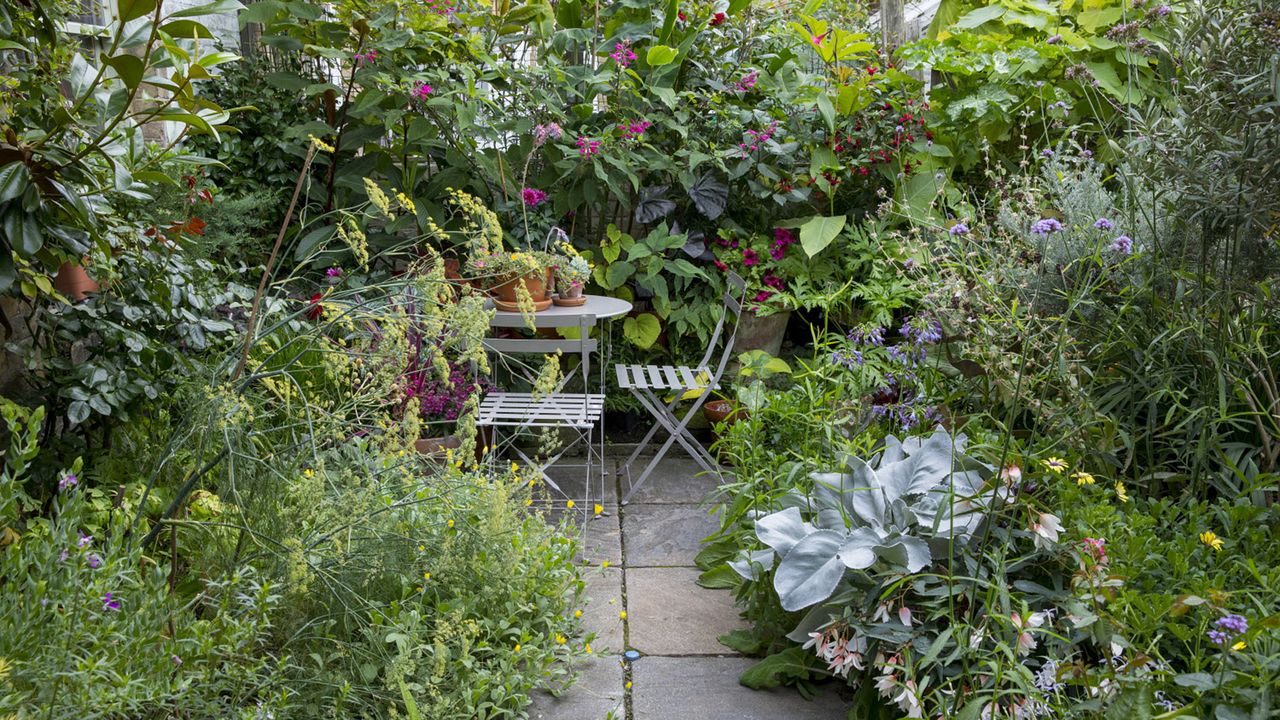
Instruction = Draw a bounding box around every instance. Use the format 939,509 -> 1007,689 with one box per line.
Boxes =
733,428 -> 1001,613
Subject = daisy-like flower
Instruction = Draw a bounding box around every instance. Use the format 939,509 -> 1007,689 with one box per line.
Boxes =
1042,457 -> 1068,474
1114,481 -> 1129,503
1072,471 -> 1095,486
1199,530 -> 1224,551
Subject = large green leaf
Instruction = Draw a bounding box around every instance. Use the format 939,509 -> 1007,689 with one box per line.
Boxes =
159,20 -> 215,39
167,0 -> 245,17
645,44 -> 679,66
622,313 -> 661,348
104,54 -> 144,90
798,214 -> 845,257
0,162 -> 32,204
118,0 -> 157,22
954,4 -> 1004,29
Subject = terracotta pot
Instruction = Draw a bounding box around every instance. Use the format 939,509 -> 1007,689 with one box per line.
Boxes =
734,309 -> 791,356
53,261 -> 99,301
553,282 -> 586,307
415,435 -> 462,458
492,272 -> 547,303
703,399 -> 746,426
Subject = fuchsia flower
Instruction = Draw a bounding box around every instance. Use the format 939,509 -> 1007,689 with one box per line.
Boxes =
619,120 -> 653,139
412,82 -> 433,99
521,188 -> 549,207
576,136 -> 602,156
609,41 -> 637,68
742,248 -> 759,267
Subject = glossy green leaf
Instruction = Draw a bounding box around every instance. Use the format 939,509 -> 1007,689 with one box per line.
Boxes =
160,20 -> 216,39
104,54 -> 144,89
118,0 -> 158,22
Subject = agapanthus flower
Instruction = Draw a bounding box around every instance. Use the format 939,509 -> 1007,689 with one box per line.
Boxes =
521,187 -> 549,207
1030,218 -> 1064,235
412,82 -> 433,100
948,222 -> 970,236
609,42 -> 637,68
849,325 -> 885,346
1109,235 -> 1133,254
102,592 -> 121,611
59,473 -> 78,491
1093,218 -> 1115,231
576,136 -> 602,157
533,122 -> 563,146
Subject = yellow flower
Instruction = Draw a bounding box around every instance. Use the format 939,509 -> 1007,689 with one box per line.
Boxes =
625,681 -> 633,690
524,498 -> 533,507
511,461 -> 519,472
395,190 -> 417,215
1073,471 -> 1095,486
619,611 -> 627,620
594,504 -> 604,516
601,560 -> 610,569
447,519 -> 455,529
585,643 -> 593,654
555,634 -> 567,645
304,468 -> 314,478
566,500 -> 576,509
574,609 -> 583,618
1042,457 -> 1068,474
307,134 -> 335,153
1114,481 -> 1129,503
423,571 -> 431,580
416,586 -> 423,593
363,178 -> 394,218
1199,530 -> 1224,551
418,544 -> 425,552
514,643 -> 521,652
1232,641 -> 1246,651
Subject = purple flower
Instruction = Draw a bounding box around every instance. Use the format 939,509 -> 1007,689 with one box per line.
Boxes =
77,534 -> 93,549
1042,148 -> 1055,158
831,349 -> 864,368
742,249 -> 759,267
1109,235 -> 1133,254
1216,614 -> 1249,635
102,592 -> 121,611
533,122 -> 563,146
325,266 -> 343,278
59,548 -> 69,562
521,188 -> 548,207
609,41 -> 637,68
172,655 -> 183,666
1093,218 -> 1115,231
576,136 -> 602,157
1207,629 -> 1229,644
948,222 -> 970,236
1153,4 -> 1171,16
735,70 -> 759,93
901,315 -> 943,345
849,325 -> 885,347
412,82 -> 433,100
59,473 -> 78,491
1046,34 -> 1062,44
86,553 -> 102,569
1031,218 -> 1064,235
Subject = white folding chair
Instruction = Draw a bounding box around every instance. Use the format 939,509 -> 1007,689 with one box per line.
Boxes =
615,273 -> 747,504
477,314 -> 606,509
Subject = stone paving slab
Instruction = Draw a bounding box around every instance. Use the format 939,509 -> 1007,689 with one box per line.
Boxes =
529,656 -> 627,720
622,503 -> 720,567
545,463 -> 618,505
617,456 -> 727,504
581,567 -> 625,652
625,567 -> 745,656
631,656 -> 849,720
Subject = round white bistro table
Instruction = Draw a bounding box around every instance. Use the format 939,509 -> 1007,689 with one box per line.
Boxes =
484,294 -> 633,329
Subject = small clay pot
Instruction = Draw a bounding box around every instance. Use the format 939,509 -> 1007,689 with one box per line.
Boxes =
703,399 -> 746,426
53,262 -> 99,301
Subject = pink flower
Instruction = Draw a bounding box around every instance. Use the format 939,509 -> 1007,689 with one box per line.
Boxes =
534,122 -> 562,146
609,41 -> 637,68
1081,537 -> 1108,565
576,136 -> 602,156
521,187 -> 548,207
619,120 -> 652,139
325,266 -> 342,278
1012,611 -> 1046,654
713,259 -> 728,271
354,49 -> 378,65
413,82 -> 433,99
742,248 -> 759,266
735,70 -> 759,93
753,290 -> 773,302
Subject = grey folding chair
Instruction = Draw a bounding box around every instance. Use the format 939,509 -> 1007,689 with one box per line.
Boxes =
477,314 -> 606,510
615,272 -> 747,504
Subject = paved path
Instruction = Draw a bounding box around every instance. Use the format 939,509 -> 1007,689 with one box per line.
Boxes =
530,455 -> 850,720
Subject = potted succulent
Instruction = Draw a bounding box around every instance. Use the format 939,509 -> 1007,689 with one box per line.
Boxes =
467,250 -> 550,312
552,241 -> 591,307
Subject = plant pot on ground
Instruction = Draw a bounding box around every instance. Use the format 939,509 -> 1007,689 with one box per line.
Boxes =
53,261 -> 99,301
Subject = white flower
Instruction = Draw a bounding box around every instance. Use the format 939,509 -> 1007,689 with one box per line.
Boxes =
1030,512 -> 1063,549
1000,464 -> 1023,485
874,670 -> 897,698
873,603 -> 892,623
899,606 -> 914,627
893,680 -> 924,718
1012,612 -> 1046,655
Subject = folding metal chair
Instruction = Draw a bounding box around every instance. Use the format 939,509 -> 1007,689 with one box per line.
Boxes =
615,273 -> 747,504
477,314 -> 606,509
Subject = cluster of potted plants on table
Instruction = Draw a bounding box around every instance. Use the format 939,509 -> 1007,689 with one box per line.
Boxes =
464,235 -> 594,314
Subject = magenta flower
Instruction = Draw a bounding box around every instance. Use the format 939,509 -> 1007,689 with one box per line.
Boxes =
609,42 -> 637,68
534,122 -> 563,146
742,249 -> 759,267
521,188 -> 549,207
713,259 -> 728,272
619,120 -> 652,140
59,473 -> 78,491
753,290 -> 773,302
413,82 -> 433,100
354,49 -> 378,65
1080,537 -> 1107,565
735,70 -> 759,93
576,136 -> 602,157
102,592 -> 121,611
762,273 -> 784,290
325,267 -> 342,278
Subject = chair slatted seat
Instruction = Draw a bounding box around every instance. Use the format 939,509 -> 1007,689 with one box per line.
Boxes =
477,392 -> 605,428
614,364 -> 717,392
